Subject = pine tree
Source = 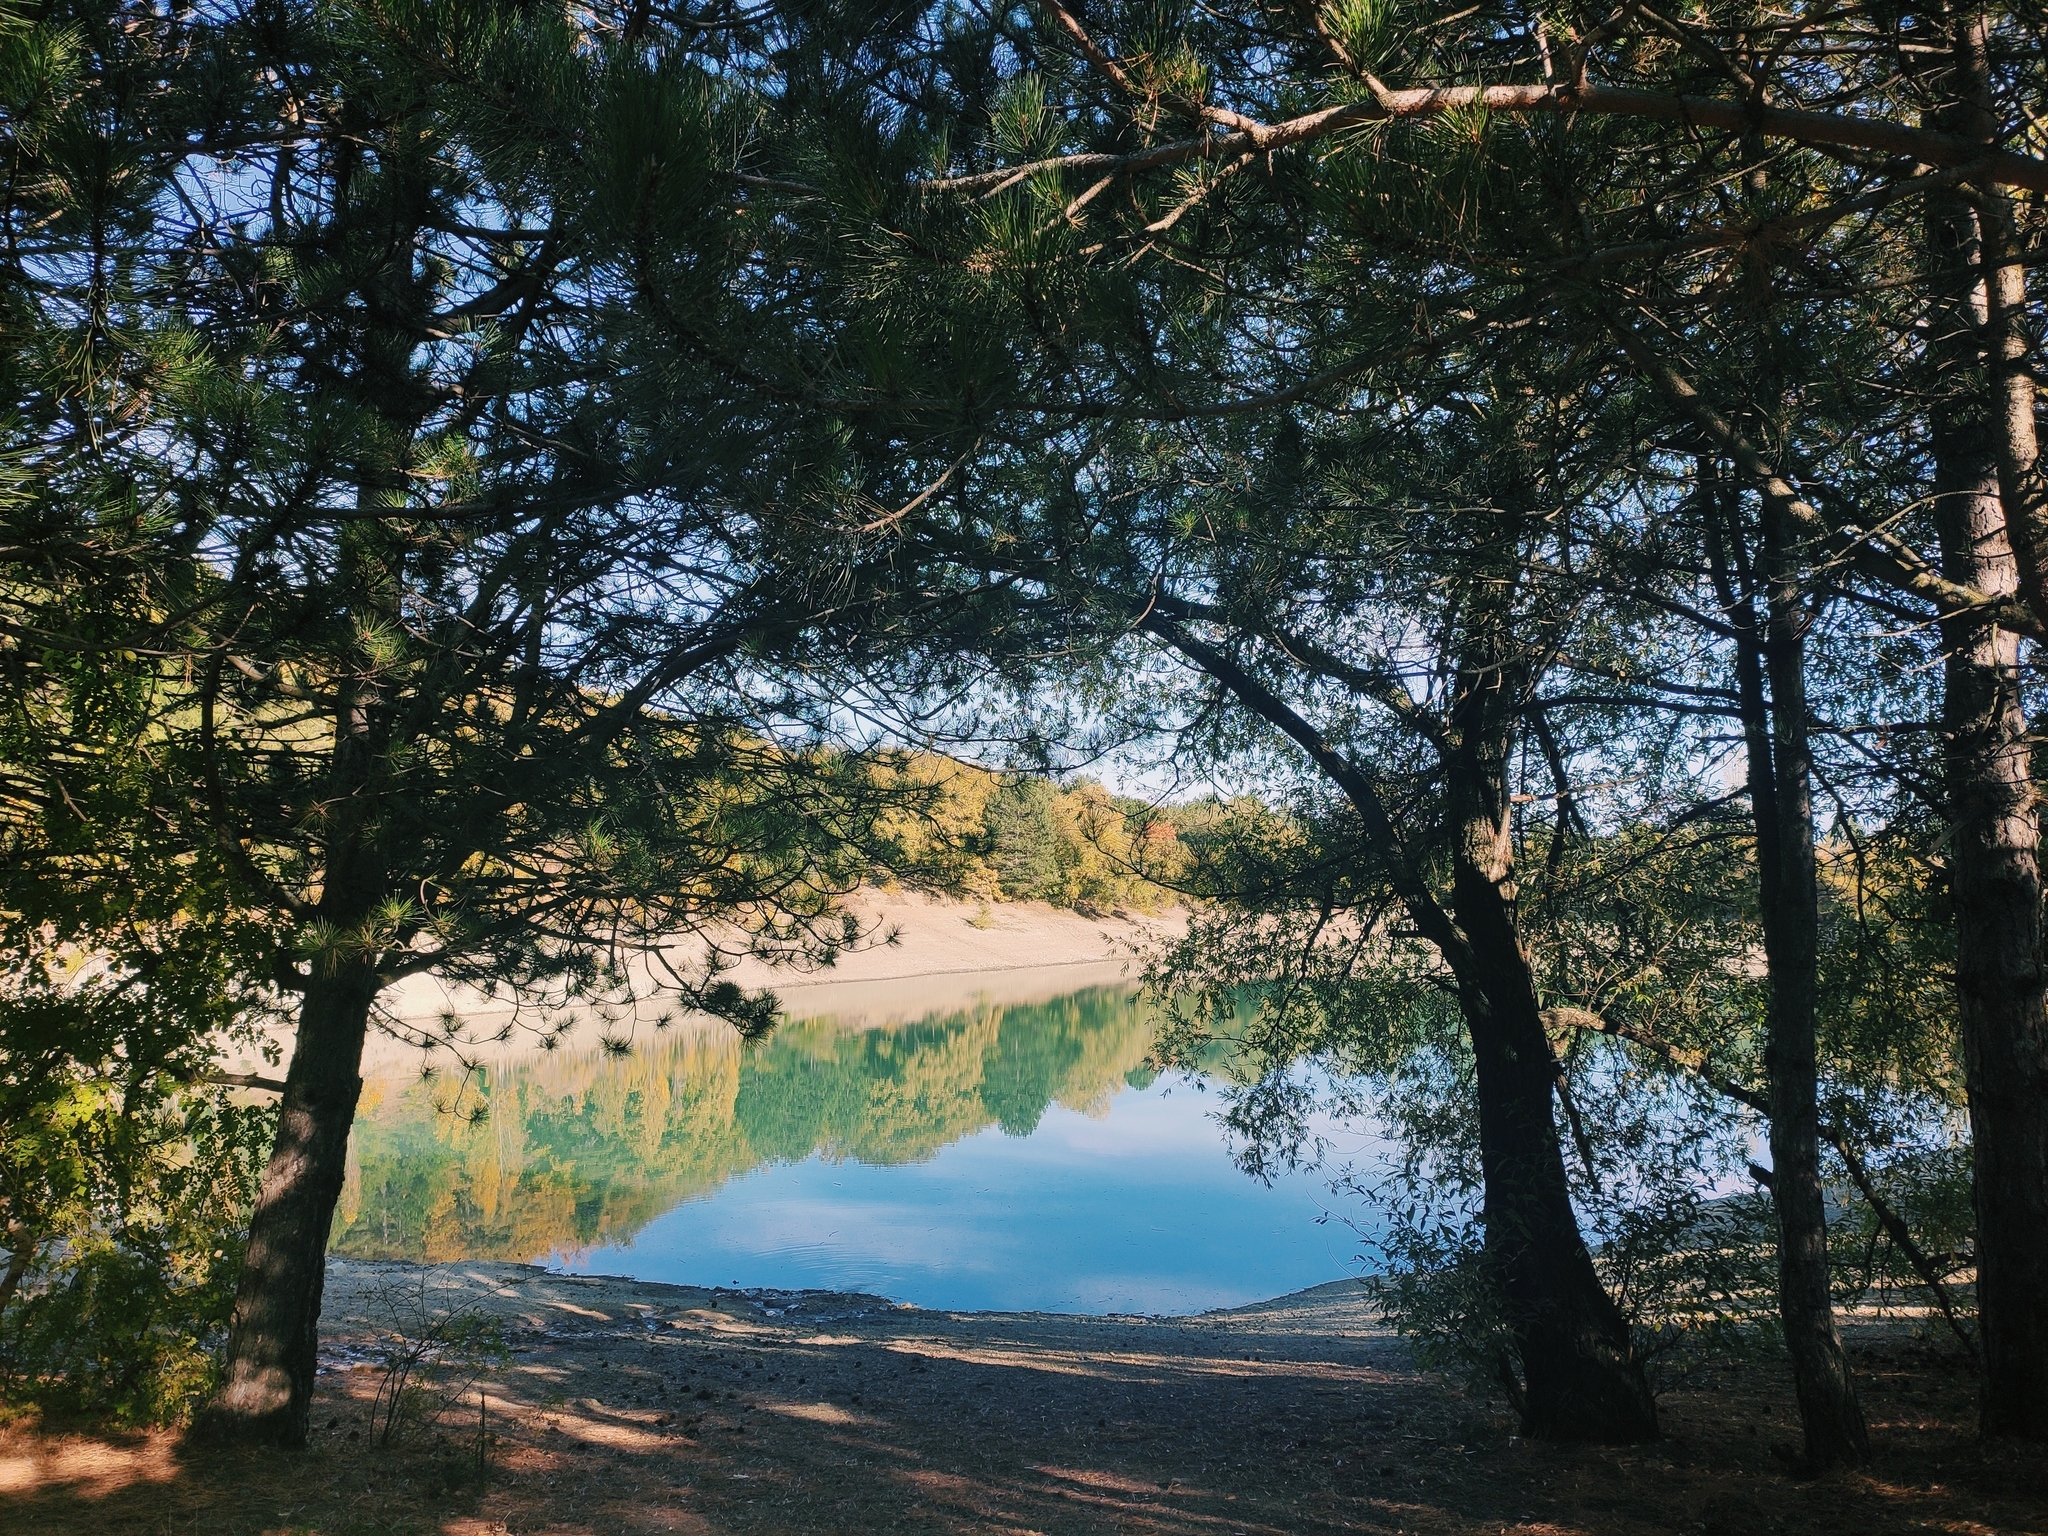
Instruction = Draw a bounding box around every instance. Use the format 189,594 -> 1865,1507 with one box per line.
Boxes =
812,0 -> 2045,1451
0,0 -> 956,1445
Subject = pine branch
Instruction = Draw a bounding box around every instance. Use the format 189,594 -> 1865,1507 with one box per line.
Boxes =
921,83 -> 2048,197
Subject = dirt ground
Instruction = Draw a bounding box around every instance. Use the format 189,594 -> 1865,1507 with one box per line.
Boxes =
2,1258 -> 2041,1536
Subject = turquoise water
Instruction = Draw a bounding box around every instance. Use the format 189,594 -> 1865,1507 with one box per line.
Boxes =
337,981 -> 1377,1313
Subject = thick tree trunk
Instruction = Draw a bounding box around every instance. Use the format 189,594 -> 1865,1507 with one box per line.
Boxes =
1753,525 -> 1869,1468
1446,653 -> 1658,1444
200,961 -> 379,1447
1935,437 -> 2048,1442
1144,613 -> 1656,1441
1926,212 -> 2048,1440
1925,37 -> 2048,1441
1455,890 -> 1659,1441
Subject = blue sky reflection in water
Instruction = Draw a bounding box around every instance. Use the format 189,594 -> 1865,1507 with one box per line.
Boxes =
336,978 -> 1384,1314
561,1069 -> 1375,1314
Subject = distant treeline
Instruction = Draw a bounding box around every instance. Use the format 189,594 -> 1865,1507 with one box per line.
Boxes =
871,755 -> 1228,914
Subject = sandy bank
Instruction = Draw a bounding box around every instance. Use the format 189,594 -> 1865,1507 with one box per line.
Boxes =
7,1255 -> 2031,1536
365,893 -> 1184,1071
315,1256 -> 1383,1349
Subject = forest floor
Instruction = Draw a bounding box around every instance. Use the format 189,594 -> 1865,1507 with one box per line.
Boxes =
3,1259 -> 2042,1536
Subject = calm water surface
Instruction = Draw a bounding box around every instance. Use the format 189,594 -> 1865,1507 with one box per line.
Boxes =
334,980 -> 1378,1313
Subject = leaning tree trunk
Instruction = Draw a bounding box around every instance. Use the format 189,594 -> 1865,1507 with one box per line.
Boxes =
201,959 -> 380,1447
1743,505 -> 1869,1468
1445,652 -> 1659,1444
1147,612 -> 1657,1441
1926,33 -> 2048,1441
1454,877 -> 1660,1441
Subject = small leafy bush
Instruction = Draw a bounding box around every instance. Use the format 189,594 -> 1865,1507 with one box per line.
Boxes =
0,1087 -> 273,1425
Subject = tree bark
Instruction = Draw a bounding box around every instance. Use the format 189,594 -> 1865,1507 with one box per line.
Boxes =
1144,614 -> 1657,1441
1712,478 -> 1869,1468
1938,465 -> 2048,1442
199,960 -> 379,1447
1927,16 -> 2048,1443
1941,13 -> 2048,639
1760,526 -> 1869,1468
1445,644 -> 1659,1444
1454,871 -> 1660,1440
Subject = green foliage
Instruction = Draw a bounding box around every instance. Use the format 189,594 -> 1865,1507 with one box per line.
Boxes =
0,0 -> 1013,1433
1154,770 -> 1977,1403
0,1085 -> 272,1425
987,776 -> 1068,899
1352,1035 -> 1785,1409
873,753 -> 1190,912
1367,1217 -> 1524,1408
1817,831 -> 1965,1111
0,0 -> 2028,1444
0,830 -> 280,1426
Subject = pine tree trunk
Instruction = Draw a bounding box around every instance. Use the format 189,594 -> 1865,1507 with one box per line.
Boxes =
1756,528 -> 1868,1468
1446,653 -> 1658,1444
1936,438 -> 2048,1442
1715,485 -> 1869,1469
1924,259 -> 2048,1441
1455,895 -> 1660,1441
1939,13 -> 2048,640
201,961 -> 379,1447
1925,51 -> 2048,1444
1708,114 -> 1869,1460
1148,613 -> 1657,1441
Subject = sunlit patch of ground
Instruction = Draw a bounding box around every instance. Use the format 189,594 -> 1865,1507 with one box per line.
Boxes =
1,1264 -> 2041,1535
0,1426 -> 181,1502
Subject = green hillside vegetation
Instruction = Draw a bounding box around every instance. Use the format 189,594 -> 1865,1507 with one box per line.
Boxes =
871,755 -> 1203,914
331,986 -> 1156,1265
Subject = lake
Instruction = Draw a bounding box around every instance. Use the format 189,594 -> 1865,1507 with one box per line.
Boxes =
332,971 -> 1377,1314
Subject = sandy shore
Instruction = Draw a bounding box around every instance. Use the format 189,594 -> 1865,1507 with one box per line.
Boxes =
15,899 -> 2038,1532
6,1258 -> 2036,1536
364,893 -> 1185,1072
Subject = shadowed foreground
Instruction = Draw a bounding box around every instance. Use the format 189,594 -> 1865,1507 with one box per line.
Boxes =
2,1261 -> 2041,1535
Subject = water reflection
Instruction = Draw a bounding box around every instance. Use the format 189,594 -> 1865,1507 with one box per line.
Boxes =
333,984 -> 1366,1312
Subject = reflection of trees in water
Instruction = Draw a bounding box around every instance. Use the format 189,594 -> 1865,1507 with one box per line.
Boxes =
331,987 -> 1152,1263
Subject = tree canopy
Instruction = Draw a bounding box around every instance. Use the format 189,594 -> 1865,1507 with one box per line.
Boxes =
2,0 -> 2044,1466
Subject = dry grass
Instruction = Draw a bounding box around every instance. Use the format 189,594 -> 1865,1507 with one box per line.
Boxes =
2,1262 -> 2041,1536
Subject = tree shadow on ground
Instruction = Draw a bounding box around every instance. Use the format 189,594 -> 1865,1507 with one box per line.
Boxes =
5,1292 -> 2040,1535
